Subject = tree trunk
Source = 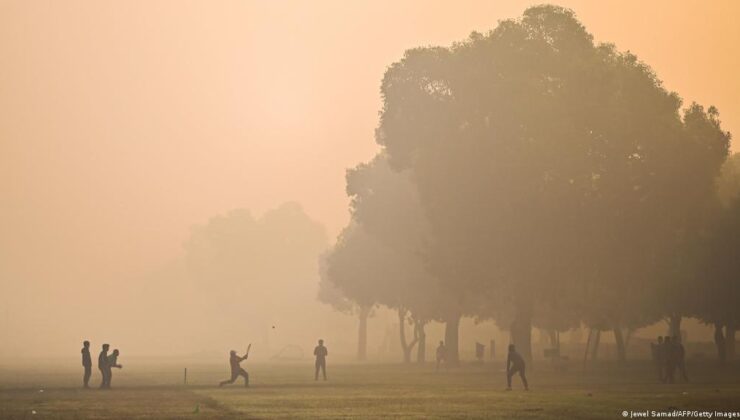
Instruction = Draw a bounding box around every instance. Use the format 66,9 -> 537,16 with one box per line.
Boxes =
416,321 -> 427,363
727,321 -> 736,360
589,329 -> 601,362
714,322 -> 726,365
668,314 -> 682,338
547,330 -> 558,351
398,309 -> 409,363
444,313 -> 461,366
511,300 -> 533,364
398,309 -> 410,363
357,305 -> 370,361
583,328 -> 593,367
613,327 -> 626,363
624,328 -> 635,349
398,308 -> 419,364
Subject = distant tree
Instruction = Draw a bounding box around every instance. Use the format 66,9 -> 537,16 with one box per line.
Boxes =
346,155 -> 442,363
651,105 -> 731,339
696,151 -> 740,363
582,103 -> 728,362
317,255 -> 354,314
699,200 -> 740,363
323,217 -> 440,363
184,203 -> 328,346
320,224 -> 384,361
317,252 -> 373,360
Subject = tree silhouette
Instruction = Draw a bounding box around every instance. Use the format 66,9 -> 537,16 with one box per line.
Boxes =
185,203 -> 328,348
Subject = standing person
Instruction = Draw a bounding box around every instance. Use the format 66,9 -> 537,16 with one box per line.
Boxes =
435,341 -> 446,371
219,345 -> 250,387
314,339 -> 328,381
98,344 -> 110,389
663,336 -> 675,383
107,349 -> 123,388
81,341 -> 92,389
674,336 -> 689,382
506,344 -> 529,391
653,336 -> 665,382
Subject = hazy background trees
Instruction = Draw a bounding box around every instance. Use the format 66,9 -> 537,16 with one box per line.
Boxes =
125,202 -> 357,358
183,203 -> 329,351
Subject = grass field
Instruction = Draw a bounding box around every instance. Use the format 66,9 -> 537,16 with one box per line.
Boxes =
1,360 -> 740,419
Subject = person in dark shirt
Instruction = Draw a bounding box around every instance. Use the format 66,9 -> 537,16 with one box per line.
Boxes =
436,341 -> 446,371
219,345 -> 250,387
314,339 -> 328,381
107,349 -> 123,388
506,344 -> 529,391
81,340 -> 92,389
98,344 -> 110,389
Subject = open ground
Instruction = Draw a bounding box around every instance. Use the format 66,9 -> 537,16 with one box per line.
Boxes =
2,361 -> 740,419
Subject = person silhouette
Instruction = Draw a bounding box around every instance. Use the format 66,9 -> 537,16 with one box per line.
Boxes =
219,345 -> 250,387
314,339 -> 328,381
81,340 -> 92,389
98,344 -> 110,389
506,344 -> 529,391
435,341 -> 446,371
107,349 -> 122,388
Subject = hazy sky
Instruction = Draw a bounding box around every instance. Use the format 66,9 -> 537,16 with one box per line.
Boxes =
1,1 -> 739,357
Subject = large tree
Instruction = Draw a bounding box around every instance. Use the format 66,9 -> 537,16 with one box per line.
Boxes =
376,5 -> 730,363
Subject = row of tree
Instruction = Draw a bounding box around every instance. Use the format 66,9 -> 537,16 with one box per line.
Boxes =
319,5 -> 738,365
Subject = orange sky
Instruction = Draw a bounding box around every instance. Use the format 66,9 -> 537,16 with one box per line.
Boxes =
1,1 -> 739,346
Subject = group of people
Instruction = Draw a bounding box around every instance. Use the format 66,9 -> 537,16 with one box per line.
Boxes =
81,341 -> 122,389
217,339 -> 330,388
651,335 -> 688,383
83,336 -> 689,391
435,340 -> 529,391
80,339 -> 328,390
